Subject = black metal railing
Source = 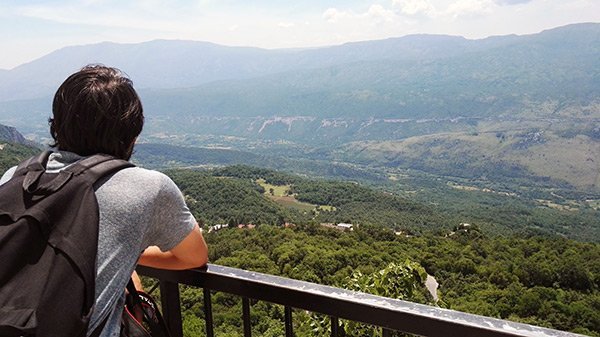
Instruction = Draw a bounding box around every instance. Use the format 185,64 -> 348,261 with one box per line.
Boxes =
137,264 -> 584,337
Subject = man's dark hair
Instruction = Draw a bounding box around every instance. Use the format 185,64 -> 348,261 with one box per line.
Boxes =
49,65 -> 144,160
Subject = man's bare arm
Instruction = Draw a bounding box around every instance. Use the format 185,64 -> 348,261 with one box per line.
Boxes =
138,223 -> 208,270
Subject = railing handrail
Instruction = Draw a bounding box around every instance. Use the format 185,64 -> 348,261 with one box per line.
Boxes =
137,264 -> 585,337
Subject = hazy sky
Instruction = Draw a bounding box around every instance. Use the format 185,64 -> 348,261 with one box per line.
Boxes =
0,0 -> 598,69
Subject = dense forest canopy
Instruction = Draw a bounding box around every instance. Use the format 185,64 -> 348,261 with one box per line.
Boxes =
182,224 -> 599,336
163,166 -> 599,335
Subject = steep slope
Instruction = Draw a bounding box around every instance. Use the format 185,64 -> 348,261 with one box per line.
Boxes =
0,124 -> 30,145
337,129 -> 600,191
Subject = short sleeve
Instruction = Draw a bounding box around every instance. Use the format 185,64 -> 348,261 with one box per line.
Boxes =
0,166 -> 17,186
143,173 -> 197,251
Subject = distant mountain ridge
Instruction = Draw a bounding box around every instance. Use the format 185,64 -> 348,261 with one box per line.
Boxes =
1,35 -> 476,98
3,23 -> 597,137
1,23 -> 597,102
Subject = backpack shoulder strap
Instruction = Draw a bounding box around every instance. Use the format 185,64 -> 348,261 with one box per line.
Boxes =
16,152 -> 134,195
66,154 -> 135,184
13,150 -> 52,177
14,151 -> 60,194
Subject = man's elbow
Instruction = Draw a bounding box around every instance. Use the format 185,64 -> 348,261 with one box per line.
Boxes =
189,252 -> 208,268
181,243 -> 209,268
172,224 -> 209,269
170,252 -> 207,270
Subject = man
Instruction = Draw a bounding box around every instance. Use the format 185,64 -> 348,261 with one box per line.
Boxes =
0,65 -> 208,336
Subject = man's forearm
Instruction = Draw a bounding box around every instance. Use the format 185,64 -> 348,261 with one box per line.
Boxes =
138,224 -> 209,269
138,246 -> 183,269
138,245 -> 207,270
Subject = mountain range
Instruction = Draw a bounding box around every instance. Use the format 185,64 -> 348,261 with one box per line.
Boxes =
0,23 -> 597,103
0,28 -> 558,100
0,23 -> 597,126
0,23 -> 598,192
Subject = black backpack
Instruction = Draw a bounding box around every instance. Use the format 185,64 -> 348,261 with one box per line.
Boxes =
0,151 -> 133,337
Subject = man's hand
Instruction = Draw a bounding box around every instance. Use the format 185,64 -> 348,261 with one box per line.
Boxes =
131,270 -> 144,291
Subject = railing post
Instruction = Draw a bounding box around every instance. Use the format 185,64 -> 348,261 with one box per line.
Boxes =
159,280 -> 183,337
284,306 -> 294,337
203,288 -> 215,337
242,297 -> 252,337
330,316 -> 339,337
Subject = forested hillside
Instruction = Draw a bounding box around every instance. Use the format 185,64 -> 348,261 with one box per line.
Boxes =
172,225 -> 600,336
0,143 -> 38,173
0,124 -> 40,176
167,167 -> 441,231
165,166 -> 600,241
0,125 -> 39,173
161,166 -> 599,335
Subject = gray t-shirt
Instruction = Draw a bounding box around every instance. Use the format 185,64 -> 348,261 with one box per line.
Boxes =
0,151 -> 197,337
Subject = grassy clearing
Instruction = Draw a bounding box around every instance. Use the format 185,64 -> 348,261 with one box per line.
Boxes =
257,179 -> 290,197
257,178 -> 312,211
447,182 -> 518,197
271,196 -> 316,211
536,199 -> 579,211
256,179 -> 336,212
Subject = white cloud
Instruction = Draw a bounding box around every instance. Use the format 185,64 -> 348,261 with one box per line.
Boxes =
322,8 -> 346,23
445,0 -> 495,18
80,0 -> 110,5
494,0 -> 532,5
278,22 -> 295,28
322,5 -> 398,24
366,4 -> 397,22
229,25 -> 239,31
393,0 -> 436,16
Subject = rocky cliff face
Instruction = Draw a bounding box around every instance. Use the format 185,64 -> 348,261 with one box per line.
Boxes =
0,124 -> 28,144
142,115 -> 485,146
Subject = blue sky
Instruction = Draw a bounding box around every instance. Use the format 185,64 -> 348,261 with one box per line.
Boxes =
0,0 -> 598,69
